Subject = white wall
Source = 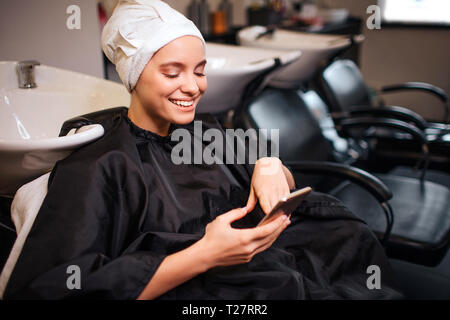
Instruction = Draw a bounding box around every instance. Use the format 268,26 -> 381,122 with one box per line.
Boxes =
0,0 -> 104,78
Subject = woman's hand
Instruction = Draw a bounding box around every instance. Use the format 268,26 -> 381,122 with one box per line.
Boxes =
198,206 -> 290,268
246,157 -> 295,215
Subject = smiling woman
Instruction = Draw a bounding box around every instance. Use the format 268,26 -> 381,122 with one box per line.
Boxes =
3,0 -> 403,300
128,36 -> 208,136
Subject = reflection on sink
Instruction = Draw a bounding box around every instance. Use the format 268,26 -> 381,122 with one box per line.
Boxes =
198,42 -> 301,113
238,26 -> 362,88
0,61 -> 130,196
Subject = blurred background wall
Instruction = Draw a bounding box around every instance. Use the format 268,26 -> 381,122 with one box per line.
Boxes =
323,0 -> 450,122
172,0 -> 450,121
1,0 -> 448,121
0,0 -> 104,78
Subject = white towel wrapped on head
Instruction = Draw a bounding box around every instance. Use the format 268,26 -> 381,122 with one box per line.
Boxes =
102,0 -> 205,92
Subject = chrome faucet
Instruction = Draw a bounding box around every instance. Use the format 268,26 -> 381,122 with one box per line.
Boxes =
16,60 -> 41,89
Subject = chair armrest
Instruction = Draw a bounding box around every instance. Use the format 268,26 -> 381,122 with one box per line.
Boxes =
285,160 -> 393,244
285,161 -> 392,203
335,117 -> 430,181
59,107 -> 128,136
381,82 -> 448,103
332,105 -> 429,130
335,116 -> 428,148
380,82 -> 449,122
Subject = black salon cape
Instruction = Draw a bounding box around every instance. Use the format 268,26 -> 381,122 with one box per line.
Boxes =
4,108 -> 402,300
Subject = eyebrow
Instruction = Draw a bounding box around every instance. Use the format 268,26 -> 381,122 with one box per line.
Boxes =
159,60 -> 207,69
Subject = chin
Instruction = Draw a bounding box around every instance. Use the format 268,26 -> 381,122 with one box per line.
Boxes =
172,111 -> 196,125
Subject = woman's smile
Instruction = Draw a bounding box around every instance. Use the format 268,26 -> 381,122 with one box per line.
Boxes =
168,98 -> 197,111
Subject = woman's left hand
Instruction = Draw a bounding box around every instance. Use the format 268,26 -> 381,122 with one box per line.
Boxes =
246,157 -> 294,215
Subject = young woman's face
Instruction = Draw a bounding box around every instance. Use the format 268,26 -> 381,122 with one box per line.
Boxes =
132,36 -> 207,132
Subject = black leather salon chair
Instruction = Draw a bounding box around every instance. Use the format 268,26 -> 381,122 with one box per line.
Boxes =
316,59 -> 450,171
319,59 -> 449,123
297,89 -> 450,189
233,87 -> 450,267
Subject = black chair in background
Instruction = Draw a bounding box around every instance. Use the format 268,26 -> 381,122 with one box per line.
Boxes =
233,87 -> 450,267
318,59 -> 449,123
316,59 -> 450,173
298,90 -> 450,189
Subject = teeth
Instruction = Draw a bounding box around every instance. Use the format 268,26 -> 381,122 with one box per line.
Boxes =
170,99 -> 194,107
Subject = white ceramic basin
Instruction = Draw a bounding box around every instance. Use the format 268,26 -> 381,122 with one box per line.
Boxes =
238,26 -> 363,88
198,42 -> 301,113
0,61 -> 130,196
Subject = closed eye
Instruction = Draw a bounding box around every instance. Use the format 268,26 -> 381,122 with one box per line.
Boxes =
163,73 -> 179,79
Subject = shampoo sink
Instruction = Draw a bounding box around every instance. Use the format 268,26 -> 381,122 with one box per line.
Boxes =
198,42 -> 301,113
0,61 -> 130,196
238,26 -> 363,88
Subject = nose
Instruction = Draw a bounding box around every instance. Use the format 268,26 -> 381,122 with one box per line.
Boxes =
180,74 -> 200,96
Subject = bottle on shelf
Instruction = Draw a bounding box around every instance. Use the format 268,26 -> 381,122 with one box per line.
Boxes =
188,0 -> 201,28
219,0 -> 233,31
212,11 -> 227,34
199,0 -> 211,35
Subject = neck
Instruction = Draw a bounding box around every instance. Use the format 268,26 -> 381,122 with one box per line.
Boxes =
128,93 -> 171,136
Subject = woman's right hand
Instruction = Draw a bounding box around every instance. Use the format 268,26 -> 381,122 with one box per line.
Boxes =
197,206 -> 290,269
138,207 -> 289,300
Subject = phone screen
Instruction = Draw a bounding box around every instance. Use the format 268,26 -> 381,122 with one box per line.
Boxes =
257,187 -> 312,227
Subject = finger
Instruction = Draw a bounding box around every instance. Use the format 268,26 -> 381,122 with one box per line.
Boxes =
252,215 -> 288,239
253,235 -> 279,256
259,157 -> 282,176
269,192 -> 281,213
259,196 -> 272,215
260,192 -> 282,216
253,218 -> 290,253
278,183 -> 291,199
275,187 -> 289,210
263,186 -> 288,215
283,184 -> 291,197
266,185 -> 291,216
221,206 -> 248,224
246,187 -> 257,212
241,218 -> 290,262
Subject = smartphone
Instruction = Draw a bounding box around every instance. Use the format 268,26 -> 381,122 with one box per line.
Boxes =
257,187 -> 312,227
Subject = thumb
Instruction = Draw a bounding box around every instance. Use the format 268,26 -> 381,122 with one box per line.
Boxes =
222,206 -> 248,224
246,186 -> 257,212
